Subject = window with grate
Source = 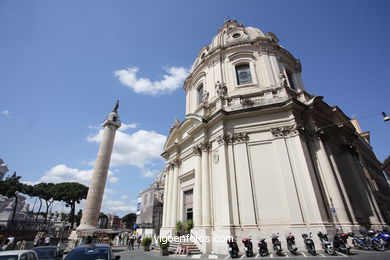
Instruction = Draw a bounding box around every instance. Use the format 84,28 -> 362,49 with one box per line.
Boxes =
236,64 -> 253,85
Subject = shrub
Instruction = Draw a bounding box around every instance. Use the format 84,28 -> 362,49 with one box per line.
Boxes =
175,221 -> 184,235
184,219 -> 193,233
158,237 -> 170,249
142,236 -> 152,247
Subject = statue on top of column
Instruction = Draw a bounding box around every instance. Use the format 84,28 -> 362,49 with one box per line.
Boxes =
113,100 -> 119,112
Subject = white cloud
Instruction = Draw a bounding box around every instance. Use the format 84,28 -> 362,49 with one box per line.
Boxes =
120,123 -> 138,131
87,125 -> 166,168
109,177 -> 118,183
105,188 -> 116,194
121,195 -> 128,200
1,110 -> 13,118
114,66 -> 188,95
103,200 -> 136,213
142,169 -> 158,178
41,164 -> 118,186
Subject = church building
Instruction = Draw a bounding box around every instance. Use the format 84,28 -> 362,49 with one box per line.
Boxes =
160,20 -> 387,254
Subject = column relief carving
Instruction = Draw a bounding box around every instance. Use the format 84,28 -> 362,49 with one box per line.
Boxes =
217,131 -> 249,145
200,141 -> 211,152
193,145 -> 202,156
270,124 -> 299,138
257,48 -> 276,56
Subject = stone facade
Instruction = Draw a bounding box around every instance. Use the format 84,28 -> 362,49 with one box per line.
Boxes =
136,172 -> 164,236
383,156 -> 390,182
160,20 -> 387,254
0,159 -> 8,181
0,195 -> 30,230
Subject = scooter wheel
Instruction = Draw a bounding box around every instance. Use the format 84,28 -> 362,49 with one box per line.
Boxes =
326,248 -> 335,255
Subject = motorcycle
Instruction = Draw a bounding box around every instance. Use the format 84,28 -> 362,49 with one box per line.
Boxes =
376,231 -> 390,249
258,238 -> 269,257
271,233 -> 283,256
349,232 -> 372,250
286,233 -> 298,255
242,238 -> 254,257
302,233 -> 316,255
227,238 -> 239,258
333,232 -> 351,255
317,231 -> 335,255
366,230 -> 385,251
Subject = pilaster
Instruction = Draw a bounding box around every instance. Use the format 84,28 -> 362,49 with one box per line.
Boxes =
201,141 -> 212,227
193,145 -> 202,227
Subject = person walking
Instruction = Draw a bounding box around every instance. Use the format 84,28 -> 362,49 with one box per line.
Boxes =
44,236 -> 50,246
137,236 -> 141,250
128,236 -> 135,250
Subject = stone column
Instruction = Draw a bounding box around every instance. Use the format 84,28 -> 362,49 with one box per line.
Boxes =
314,135 -> 350,225
193,146 -> 202,227
170,160 -> 180,227
165,165 -> 174,228
77,109 -> 121,232
325,143 -> 358,225
162,169 -> 169,227
201,142 -> 211,226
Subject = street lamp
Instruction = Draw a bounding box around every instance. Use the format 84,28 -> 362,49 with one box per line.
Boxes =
382,112 -> 390,122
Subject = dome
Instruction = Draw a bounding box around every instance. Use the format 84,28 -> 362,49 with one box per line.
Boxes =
209,21 -> 265,49
190,20 -> 270,73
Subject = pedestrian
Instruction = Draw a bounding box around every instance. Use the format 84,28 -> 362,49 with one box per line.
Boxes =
137,236 -> 141,249
44,236 -> 50,246
128,236 -> 135,250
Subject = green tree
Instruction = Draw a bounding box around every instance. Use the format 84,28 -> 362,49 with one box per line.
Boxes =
52,182 -> 88,229
21,183 -> 43,223
33,183 -> 56,223
0,172 -> 25,223
121,213 -> 136,229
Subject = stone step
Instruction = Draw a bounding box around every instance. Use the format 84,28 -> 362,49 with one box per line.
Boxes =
168,240 -> 202,255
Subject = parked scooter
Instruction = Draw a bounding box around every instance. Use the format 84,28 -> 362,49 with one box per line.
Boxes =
242,238 -> 254,257
366,230 -> 385,251
317,231 -> 335,255
286,233 -> 298,255
349,232 -> 372,250
333,231 -> 351,255
302,233 -> 316,255
227,238 -> 239,258
258,238 -> 269,257
271,233 -> 283,256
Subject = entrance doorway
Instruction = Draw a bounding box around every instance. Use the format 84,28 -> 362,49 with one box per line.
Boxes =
183,189 -> 193,221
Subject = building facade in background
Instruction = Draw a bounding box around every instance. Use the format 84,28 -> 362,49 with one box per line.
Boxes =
136,172 -> 164,236
0,159 -> 8,181
160,20 -> 388,254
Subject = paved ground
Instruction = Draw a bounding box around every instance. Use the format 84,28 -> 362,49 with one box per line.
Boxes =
115,248 -> 390,260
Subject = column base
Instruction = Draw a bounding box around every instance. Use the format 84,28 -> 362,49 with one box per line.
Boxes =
76,223 -> 99,233
159,227 -> 175,238
190,227 -> 212,254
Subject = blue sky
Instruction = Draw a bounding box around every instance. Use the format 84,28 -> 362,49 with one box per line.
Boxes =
1,0 -> 389,217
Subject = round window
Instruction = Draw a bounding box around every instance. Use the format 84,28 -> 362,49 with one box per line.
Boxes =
232,33 -> 241,38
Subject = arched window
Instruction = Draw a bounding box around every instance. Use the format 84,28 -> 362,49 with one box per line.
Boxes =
197,84 -> 204,105
235,64 -> 252,85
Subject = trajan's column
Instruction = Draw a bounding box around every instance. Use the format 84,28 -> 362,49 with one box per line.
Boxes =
77,101 -> 121,233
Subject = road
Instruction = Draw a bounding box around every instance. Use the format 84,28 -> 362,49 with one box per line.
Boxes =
115,248 -> 390,260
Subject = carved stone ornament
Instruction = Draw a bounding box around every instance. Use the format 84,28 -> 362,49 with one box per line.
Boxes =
217,132 -> 249,145
258,48 -> 276,56
199,141 -> 211,152
172,159 -> 181,167
279,73 -> 288,88
192,145 -> 202,156
215,81 -> 228,97
270,124 -> 299,138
